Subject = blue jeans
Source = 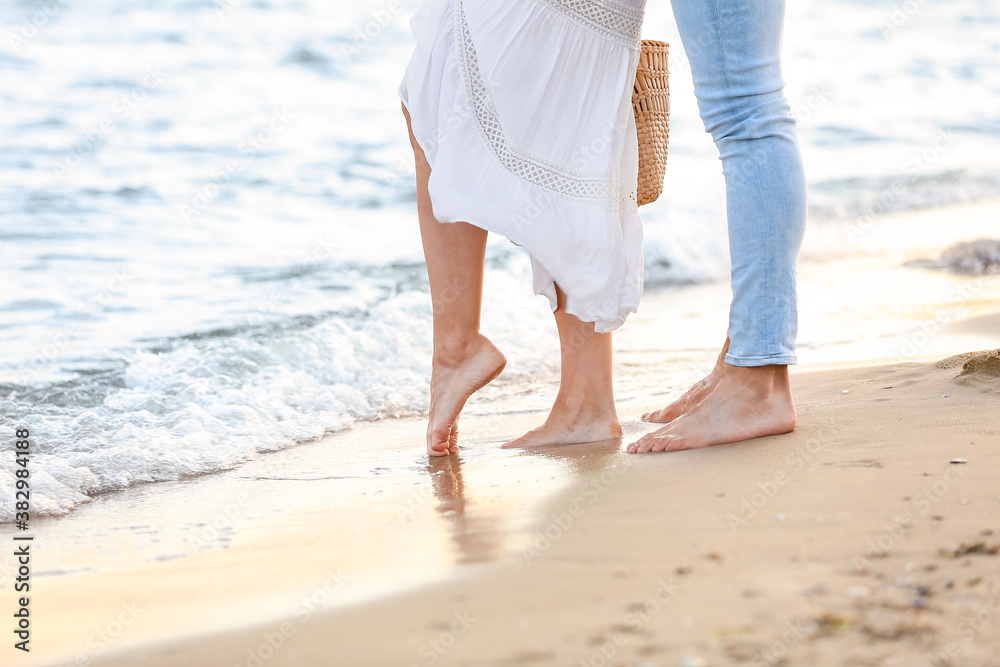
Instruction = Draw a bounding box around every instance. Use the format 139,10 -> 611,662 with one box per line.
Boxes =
670,0 -> 807,366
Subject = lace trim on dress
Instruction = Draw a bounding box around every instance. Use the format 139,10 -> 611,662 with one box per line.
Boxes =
455,0 -> 619,209
535,0 -> 644,49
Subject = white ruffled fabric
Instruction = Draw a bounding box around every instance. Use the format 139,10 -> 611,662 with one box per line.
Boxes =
400,0 -> 646,332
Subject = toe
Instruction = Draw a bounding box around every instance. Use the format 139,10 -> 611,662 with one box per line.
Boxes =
428,424 -> 454,456
502,426 -> 543,449
649,435 -> 674,452
664,436 -> 697,452
642,408 -> 672,424
631,435 -> 655,454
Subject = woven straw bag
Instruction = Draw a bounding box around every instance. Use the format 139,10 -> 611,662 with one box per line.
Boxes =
633,40 -> 670,206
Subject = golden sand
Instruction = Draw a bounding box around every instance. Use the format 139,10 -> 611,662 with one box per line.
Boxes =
7,200 -> 1000,667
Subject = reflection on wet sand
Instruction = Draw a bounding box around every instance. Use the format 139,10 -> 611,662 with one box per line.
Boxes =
426,454 -> 503,565
426,437 -> 632,565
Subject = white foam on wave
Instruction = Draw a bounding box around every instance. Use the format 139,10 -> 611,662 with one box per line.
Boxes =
0,251 -> 563,522
0,291 -> 429,521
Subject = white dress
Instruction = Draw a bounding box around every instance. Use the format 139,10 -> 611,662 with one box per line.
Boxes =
400,0 -> 646,332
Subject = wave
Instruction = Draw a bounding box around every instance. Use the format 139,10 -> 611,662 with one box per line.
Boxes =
0,291 -> 436,521
808,169 -> 1000,223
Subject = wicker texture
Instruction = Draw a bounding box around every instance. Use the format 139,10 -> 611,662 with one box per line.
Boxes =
633,40 -> 670,206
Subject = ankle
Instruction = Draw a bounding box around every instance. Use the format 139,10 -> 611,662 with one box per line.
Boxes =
552,388 -> 617,420
433,333 -> 483,368
716,338 -> 731,365
724,363 -> 789,394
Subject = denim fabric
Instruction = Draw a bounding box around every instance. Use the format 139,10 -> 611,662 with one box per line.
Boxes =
671,0 -> 807,366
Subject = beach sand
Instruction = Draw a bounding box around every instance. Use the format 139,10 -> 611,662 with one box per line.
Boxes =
6,201 -> 1000,667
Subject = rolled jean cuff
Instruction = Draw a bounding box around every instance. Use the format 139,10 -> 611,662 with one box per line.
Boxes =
725,352 -> 797,367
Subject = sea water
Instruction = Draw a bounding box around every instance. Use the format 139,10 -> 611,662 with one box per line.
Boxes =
1,0 -> 998,520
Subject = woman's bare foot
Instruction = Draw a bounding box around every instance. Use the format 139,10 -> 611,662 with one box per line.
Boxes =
501,284 -> 620,449
642,339 -> 730,423
628,363 -> 796,453
428,335 -> 507,456
502,396 -> 622,449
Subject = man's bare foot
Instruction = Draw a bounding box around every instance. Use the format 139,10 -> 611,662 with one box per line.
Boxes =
501,399 -> 622,449
428,335 -> 506,456
628,363 -> 796,453
642,339 -> 730,423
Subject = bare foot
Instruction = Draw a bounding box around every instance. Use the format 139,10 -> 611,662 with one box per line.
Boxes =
628,363 -> 796,453
642,339 -> 730,423
428,335 -> 506,456
501,399 -> 622,449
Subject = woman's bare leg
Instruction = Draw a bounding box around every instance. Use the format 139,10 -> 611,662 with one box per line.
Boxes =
404,104 -> 507,456
502,286 -> 621,448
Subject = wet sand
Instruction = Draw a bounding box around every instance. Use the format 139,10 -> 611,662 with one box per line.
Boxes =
45,343 -> 1000,667
5,200 -> 1000,667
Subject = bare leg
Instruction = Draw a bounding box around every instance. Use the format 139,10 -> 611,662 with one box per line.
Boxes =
404,104 -> 507,456
642,338 -> 731,423
502,286 -> 621,448
627,363 -> 795,453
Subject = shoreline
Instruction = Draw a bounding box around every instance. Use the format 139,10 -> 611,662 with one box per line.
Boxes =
75,346 -> 1000,666
2,198 -> 999,666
